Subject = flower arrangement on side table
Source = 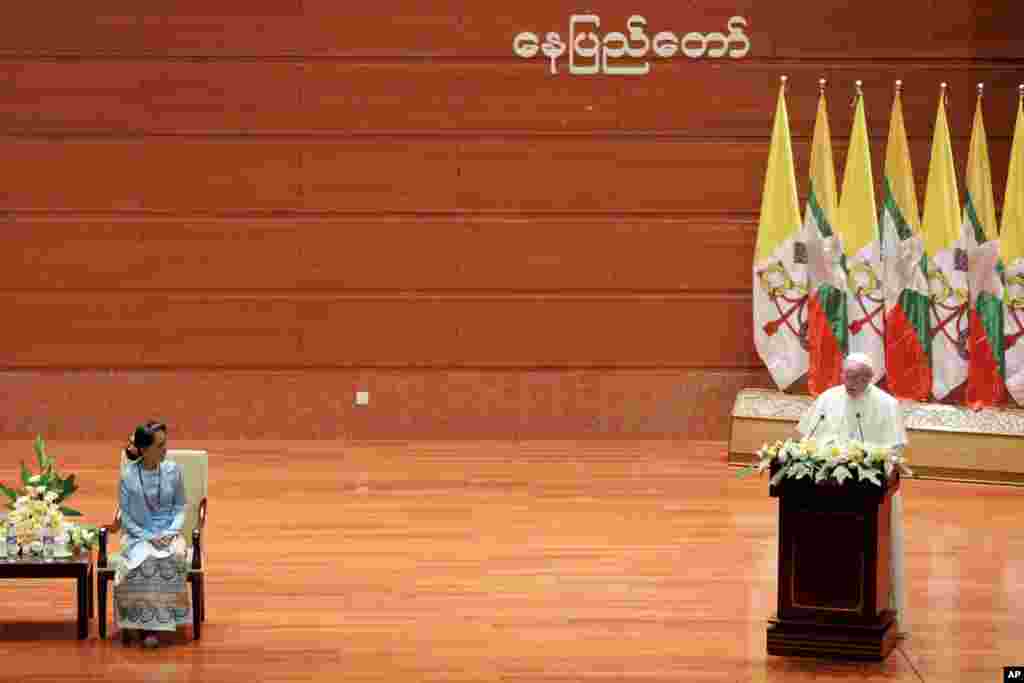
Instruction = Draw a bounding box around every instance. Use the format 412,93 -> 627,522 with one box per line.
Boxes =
738,434 -> 913,488
0,436 -> 98,556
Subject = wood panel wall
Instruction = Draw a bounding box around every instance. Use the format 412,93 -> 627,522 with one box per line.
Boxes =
1,1 -> 1021,441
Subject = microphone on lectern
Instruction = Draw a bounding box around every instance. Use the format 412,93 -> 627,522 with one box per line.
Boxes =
807,413 -> 826,438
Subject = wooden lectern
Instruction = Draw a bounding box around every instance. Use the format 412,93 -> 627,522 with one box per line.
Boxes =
766,466 -> 900,661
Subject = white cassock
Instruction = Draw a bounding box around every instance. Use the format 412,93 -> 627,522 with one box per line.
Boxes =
797,384 -> 908,627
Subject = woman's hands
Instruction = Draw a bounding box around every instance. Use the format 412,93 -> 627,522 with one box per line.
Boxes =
150,534 -> 176,549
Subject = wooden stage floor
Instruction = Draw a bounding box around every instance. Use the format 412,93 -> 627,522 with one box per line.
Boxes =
0,440 -> 1020,682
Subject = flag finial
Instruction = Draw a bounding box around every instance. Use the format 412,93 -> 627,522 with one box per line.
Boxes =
1019,83 -> 1023,100
818,77 -> 826,94
977,82 -> 984,98
895,79 -> 902,93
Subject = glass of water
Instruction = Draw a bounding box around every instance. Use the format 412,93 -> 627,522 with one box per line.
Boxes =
42,527 -> 54,562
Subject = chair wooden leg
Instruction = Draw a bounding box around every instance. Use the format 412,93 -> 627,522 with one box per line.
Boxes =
190,575 -> 203,640
88,564 -> 95,619
77,573 -> 88,640
98,573 -> 109,639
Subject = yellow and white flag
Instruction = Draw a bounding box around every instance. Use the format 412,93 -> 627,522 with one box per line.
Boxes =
837,87 -> 884,381
964,87 -> 1006,408
753,79 -> 807,389
921,85 -> 966,400
1002,88 -> 1024,405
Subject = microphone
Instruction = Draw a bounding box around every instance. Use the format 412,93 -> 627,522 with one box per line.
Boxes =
855,412 -> 865,441
807,413 -> 826,438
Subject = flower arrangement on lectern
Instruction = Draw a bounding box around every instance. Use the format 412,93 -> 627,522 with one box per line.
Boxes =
0,436 -> 98,553
738,434 -> 912,487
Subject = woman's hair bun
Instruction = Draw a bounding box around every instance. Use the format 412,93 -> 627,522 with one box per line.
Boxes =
123,421 -> 167,461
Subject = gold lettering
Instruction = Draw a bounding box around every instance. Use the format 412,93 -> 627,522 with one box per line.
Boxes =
727,16 -> 751,58
513,31 -> 539,59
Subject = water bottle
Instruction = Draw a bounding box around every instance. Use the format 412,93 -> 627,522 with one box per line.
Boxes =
42,527 -> 54,562
6,519 -> 16,559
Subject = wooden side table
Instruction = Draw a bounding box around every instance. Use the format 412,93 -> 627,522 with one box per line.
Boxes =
0,549 -> 94,639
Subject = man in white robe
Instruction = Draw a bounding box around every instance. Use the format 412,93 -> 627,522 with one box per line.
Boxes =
796,352 -> 907,637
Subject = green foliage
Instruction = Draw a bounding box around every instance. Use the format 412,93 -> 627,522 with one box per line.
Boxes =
3,436 -> 99,550
856,467 -> 881,486
832,464 -> 853,485
745,436 -> 912,491
788,463 -> 813,480
34,435 -> 47,470
0,483 -> 17,503
1,436 -> 82,510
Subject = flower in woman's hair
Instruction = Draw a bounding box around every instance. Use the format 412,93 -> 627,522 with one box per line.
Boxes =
43,490 -> 58,504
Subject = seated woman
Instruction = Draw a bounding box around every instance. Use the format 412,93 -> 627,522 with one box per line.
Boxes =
115,421 -> 192,648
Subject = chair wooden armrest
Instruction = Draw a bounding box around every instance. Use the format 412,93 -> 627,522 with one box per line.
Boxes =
191,498 -> 208,570
198,498 -> 208,531
191,529 -> 203,571
98,506 -> 123,570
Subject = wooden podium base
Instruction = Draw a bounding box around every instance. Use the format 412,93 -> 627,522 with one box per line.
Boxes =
767,613 -> 898,661
767,464 -> 901,661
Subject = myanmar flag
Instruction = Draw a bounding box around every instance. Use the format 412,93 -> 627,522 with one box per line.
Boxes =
922,86 -> 967,400
881,85 -> 931,401
837,88 -> 885,382
964,90 -> 1006,408
1002,92 -> 1024,405
803,87 -> 847,396
753,79 -> 807,390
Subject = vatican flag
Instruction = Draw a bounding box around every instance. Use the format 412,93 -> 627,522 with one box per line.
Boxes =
753,78 -> 807,389
1001,88 -> 1024,405
837,85 -> 885,383
921,85 -> 966,400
